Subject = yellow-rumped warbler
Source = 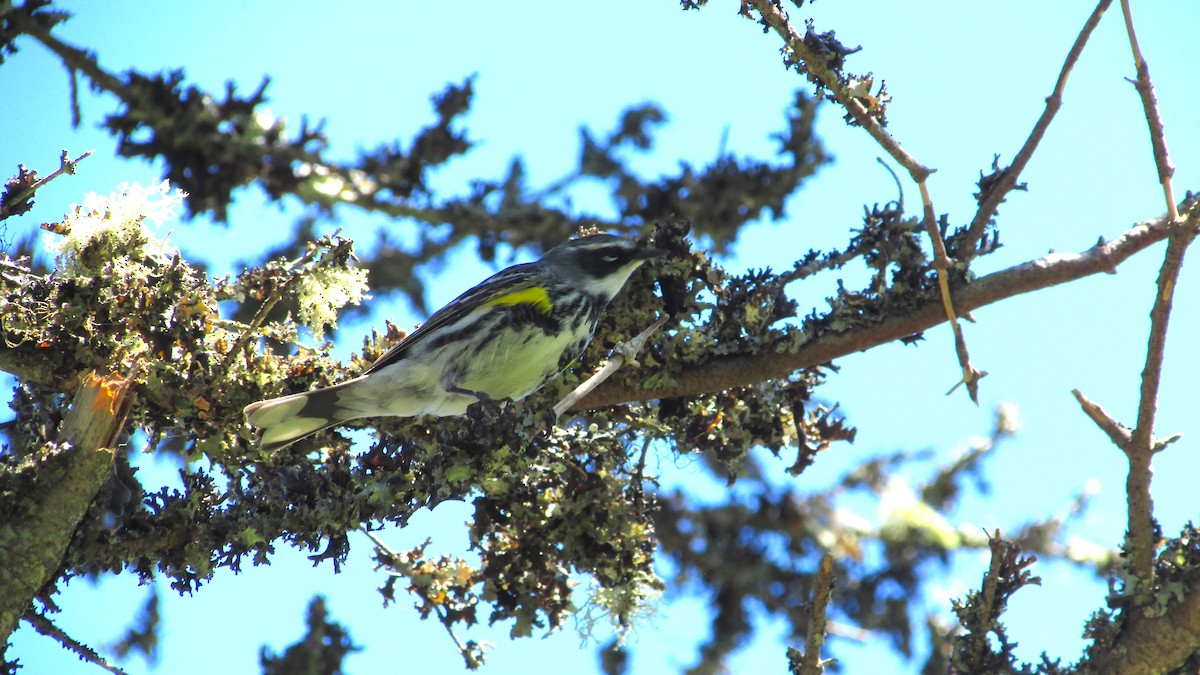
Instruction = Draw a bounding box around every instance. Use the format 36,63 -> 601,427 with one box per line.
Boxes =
244,234 -> 666,451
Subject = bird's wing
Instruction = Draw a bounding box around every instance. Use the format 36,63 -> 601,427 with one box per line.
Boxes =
363,262 -> 549,374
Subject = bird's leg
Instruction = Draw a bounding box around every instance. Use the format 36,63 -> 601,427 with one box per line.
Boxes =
447,386 -> 512,418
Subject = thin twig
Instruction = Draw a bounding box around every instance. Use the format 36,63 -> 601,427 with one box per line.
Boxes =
979,531 -> 1004,626
362,529 -> 484,670
1071,389 -> 1132,453
963,0 -> 1114,255
0,149 -> 94,221
797,553 -> 836,674
220,235 -> 352,371
919,182 -> 982,402
553,315 -> 669,417
24,611 -> 130,675
1119,0 -> 1193,601
1120,0 -> 1177,220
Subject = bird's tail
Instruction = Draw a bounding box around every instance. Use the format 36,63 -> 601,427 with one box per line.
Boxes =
243,381 -> 359,452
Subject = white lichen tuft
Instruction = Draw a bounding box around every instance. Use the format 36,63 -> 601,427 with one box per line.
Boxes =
296,264 -> 370,338
45,179 -> 183,277
575,570 -> 663,647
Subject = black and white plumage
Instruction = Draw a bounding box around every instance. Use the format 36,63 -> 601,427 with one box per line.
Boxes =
243,234 -> 666,451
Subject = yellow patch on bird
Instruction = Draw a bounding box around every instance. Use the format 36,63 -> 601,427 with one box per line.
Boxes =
485,286 -> 552,314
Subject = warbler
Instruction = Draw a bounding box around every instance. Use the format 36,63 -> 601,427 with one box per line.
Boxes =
244,234 -> 667,451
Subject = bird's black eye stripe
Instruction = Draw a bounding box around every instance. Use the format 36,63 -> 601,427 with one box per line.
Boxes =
598,245 -> 633,262
579,245 -> 637,276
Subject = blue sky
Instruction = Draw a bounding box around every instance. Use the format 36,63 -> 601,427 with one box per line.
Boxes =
3,1 -> 1199,673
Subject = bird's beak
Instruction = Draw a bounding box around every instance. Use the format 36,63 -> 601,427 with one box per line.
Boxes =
636,246 -> 671,261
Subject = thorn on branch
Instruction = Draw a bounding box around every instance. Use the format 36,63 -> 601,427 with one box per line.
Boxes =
556,315 -> 670,416
1071,388 -> 1133,454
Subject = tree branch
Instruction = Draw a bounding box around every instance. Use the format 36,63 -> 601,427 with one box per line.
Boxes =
797,553 -> 835,674
740,0 -> 991,401
742,0 -> 932,183
0,149 -> 94,221
553,315 -> 668,418
22,611 -> 130,675
963,0 -> 1114,254
1086,575 -> 1200,675
0,371 -> 134,644
575,199 -> 1197,410
1119,0 -> 1192,601
1071,388 -> 1132,453
918,181 -> 983,402
1119,0 -> 1177,219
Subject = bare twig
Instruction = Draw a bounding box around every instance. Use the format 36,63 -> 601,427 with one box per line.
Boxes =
1071,389 -> 1132,453
23,611 -> 130,675
796,553 -> 836,674
1119,0 -> 1193,601
919,182 -> 982,402
978,531 -> 1005,626
553,315 -> 669,417
0,149 -> 94,221
1120,0 -> 1177,220
963,0 -> 1114,254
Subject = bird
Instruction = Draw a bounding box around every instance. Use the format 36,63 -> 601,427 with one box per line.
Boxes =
243,233 -> 667,451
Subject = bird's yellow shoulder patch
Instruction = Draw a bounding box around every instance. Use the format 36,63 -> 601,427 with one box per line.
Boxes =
485,286 -> 552,315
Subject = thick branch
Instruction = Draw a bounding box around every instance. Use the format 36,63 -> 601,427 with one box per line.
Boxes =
1,201 -> 1193,421
576,201 -> 1194,410
1085,575 -> 1200,675
0,372 -> 134,644
1125,208 -> 1197,592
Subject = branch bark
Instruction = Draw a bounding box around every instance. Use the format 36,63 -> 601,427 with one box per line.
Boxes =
1084,575 -> 1200,675
1118,0 -> 1190,602
0,371 -> 134,644
963,0 -> 1114,254
575,200 -> 1196,410
1,202 -> 1193,418
742,0 -> 932,183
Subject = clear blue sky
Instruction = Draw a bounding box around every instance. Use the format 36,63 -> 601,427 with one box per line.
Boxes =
3,1 -> 1199,673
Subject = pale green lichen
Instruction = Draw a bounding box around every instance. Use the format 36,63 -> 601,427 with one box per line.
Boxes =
44,180 -> 182,277
576,569 -> 664,647
295,264 -> 369,338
